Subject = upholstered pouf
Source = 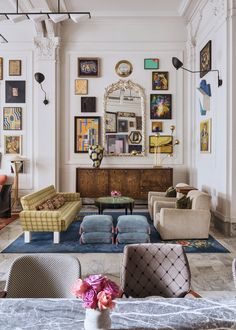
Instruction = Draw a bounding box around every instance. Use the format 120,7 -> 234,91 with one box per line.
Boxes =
80,214 -> 114,244
116,215 -> 150,244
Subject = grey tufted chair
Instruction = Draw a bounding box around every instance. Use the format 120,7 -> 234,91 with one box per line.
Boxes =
3,254 -> 81,298
121,243 -> 199,298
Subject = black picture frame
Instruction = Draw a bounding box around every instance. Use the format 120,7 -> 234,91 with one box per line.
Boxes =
5,81 -> 25,103
81,97 -> 96,112
200,40 -> 212,78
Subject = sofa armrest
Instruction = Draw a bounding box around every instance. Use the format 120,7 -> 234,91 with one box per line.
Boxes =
153,200 -> 176,214
57,192 -> 80,202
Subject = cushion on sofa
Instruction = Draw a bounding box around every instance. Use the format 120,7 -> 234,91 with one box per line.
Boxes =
176,196 -> 192,209
81,215 -> 113,233
80,232 -> 113,244
116,233 -> 150,244
165,186 -> 177,197
116,215 -> 150,233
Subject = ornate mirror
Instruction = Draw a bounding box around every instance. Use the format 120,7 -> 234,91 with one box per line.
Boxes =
103,80 -> 146,156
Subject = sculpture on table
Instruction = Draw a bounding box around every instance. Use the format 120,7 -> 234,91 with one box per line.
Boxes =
88,145 -> 104,168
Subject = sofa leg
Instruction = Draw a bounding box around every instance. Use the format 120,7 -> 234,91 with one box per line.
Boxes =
53,232 -> 60,244
24,231 -> 31,243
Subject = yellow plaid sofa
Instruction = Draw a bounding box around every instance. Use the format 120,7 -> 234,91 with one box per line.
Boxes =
20,185 -> 82,244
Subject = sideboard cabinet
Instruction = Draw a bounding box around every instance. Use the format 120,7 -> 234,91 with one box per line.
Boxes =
76,168 -> 173,200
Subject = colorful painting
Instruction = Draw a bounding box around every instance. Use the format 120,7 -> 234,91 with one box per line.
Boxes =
200,119 -> 211,153
74,116 -> 100,153
200,41 -> 211,78
149,135 -> 173,154
150,94 -> 172,119
144,58 -> 159,70
152,121 -> 163,133
152,72 -> 169,90
78,58 -> 100,77
3,107 -> 22,130
4,135 -> 22,154
75,79 -> 88,95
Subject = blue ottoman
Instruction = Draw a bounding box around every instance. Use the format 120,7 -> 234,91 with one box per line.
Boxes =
116,215 -> 150,244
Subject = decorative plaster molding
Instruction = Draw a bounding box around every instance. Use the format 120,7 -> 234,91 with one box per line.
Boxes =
34,37 -> 61,60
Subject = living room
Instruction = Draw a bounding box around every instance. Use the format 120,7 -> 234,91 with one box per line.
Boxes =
0,0 -> 236,328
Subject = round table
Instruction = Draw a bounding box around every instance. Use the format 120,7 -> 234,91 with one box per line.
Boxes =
95,196 -> 135,214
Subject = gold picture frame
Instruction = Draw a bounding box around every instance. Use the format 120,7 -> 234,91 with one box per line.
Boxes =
75,79 -> 88,95
9,60 -> 22,76
0,57 -> 3,80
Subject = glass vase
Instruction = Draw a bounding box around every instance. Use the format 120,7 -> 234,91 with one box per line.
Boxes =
84,308 -> 111,330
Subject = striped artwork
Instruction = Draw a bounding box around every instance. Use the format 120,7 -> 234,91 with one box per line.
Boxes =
3,107 -> 22,130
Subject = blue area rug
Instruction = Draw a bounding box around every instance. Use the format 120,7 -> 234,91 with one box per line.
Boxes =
2,212 -> 229,253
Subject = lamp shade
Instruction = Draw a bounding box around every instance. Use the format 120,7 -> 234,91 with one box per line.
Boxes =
172,57 -> 183,70
34,72 -> 45,84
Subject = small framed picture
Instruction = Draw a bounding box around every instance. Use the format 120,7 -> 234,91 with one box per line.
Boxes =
149,135 -> 173,154
105,112 -> 117,133
200,119 -> 211,153
78,58 -> 100,77
0,57 -> 3,80
144,58 -> 159,70
150,94 -> 172,119
200,41 -> 211,78
5,81 -> 26,103
81,97 -> 96,113
152,72 -> 169,90
152,121 -> 163,133
4,135 -> 22,155
9,60 -> 22,76
75,79 -> 88,95
3,107 -> 22,130
118,119 -> 128,132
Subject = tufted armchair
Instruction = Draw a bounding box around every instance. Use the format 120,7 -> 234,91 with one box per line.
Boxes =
121,243 -> 200,298
153,190 -> 211,240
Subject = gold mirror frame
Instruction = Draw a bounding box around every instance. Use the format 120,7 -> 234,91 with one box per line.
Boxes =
103,79 -> 146,157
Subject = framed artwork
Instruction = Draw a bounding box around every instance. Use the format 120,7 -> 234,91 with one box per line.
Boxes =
118,119 -> 128,132
3,107 -> 22,130
152,121 -> 163,133
4,135 -> 22,155
115,60 -> 133,77
150,94 -> 172,119
152,72 -> 169,90
78,58 -> 100,77
0,57 -> 3,80
5,81 -> 26,103
144,58 -> 159,70
75,79 -> 88,95
200,119 -> 211,153
107,135 -> 127,154
74,116 -> 100,153
128,131 -> 142,144
136,116 -> 142,130
9,60 -> 22,76
200,40 -> 211,78
149,135 -> 173,154
105,112 -> 117,133
81,97 -> 96,112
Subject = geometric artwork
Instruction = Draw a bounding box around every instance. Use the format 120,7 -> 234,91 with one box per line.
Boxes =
75,79 -> 88,95
78,58 -> 100,77
5,81 -> 26,103
81,97 -> 96,112
4,135 -> 22,154
150,94 -> 172,119
74,116 -> 100,153
200,119 -> 211,153
3,107 -> 22,130
200,41 -> 211,78
149,135 -> 173,154
144,58 -> 159,70
152,72 -> 169,90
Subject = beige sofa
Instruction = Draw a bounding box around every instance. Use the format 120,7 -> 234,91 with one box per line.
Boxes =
20,185 -> 82,244
153,190 -> 211,240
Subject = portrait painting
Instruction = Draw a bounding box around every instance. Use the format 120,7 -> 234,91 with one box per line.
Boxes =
4,135 -> 22,155
200,119 -> 211,153
200,41 -> 211,78
150,94 -> 172,119
3,107 -> 22,130
74,116 -> 100,153
78,58 -> 100,77
152,72 -> 169,90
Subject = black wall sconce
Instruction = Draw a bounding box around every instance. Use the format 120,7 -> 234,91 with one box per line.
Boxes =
172,57 -> 223,87
34,72 -> 49,105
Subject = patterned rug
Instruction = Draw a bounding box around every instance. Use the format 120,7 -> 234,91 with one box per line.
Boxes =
0,214 -> 18,231
2,212 -> 230,253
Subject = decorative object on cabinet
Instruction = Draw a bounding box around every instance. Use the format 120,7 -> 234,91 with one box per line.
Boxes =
81,97 -> 96,112
150,94 -> 172,119
9,60 -> 21,76
129,131 -> 142,144
75,79 -> 88,95
0,57 -> 3,80
4,135 -> 22,155
200,41 -> 211,78
3,107 -> 22,130
88,145 -> 104,168
152,121 -> 163,133
74,116 -> 100,153
34,72 -> 49,105
144,58 -> 159,70
200,119 -> 211,153
152,72 -> 168,90
104,80 -> 145,156
172,56 -> 222,87
5,81 -> 25,103
78,58 -> 100,77
115,60 -> 133,77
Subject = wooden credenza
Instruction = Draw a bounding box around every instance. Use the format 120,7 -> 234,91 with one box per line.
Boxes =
76,167 -> 173,200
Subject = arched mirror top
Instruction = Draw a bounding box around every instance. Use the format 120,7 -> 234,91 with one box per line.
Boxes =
103,80 -> 146,157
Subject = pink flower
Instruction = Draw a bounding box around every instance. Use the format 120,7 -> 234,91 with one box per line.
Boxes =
97,291 -> 115,310
72,279 -> 90,298
103,279 -> 120,299
83,288 -> 98,309
84,274 -> 106,293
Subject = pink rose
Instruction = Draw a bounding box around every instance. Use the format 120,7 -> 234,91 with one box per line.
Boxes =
103,279 -> 120,299
84,274 -> 106,293
72,279 -> 90,298
97,291 -> 115,310
83,288 -> 98,309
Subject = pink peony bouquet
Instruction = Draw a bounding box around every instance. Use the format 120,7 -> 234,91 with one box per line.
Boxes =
72,274 -> 121,310
111,190 -> 122,197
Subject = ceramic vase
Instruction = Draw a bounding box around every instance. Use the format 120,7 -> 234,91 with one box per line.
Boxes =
84,308 -> 111,330
88,145 -> 104,168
